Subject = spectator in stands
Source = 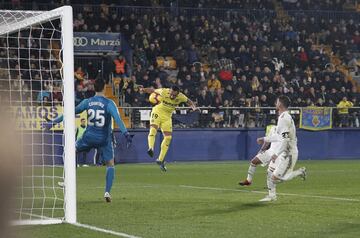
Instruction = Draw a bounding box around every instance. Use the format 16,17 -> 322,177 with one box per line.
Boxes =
207,73 -> 221,91
75,84 -> 86,105
37,82 -> 52,104
173,45 -> 188,69
251,96 -> 266,127
298,47 -> 309,69
350,86 -> 360,102
197,88 -> 213,107
177,66 -> 188,81
182,74 -> 195,95
138,73 -> 152,88
74,66 -> 85,82
52,84 -> 63,103
113,54 -> 127,79
316,98 -> 326,107
146,43 -> 159,66
84,82 -> 96,98
337,96 -> 354,127
86,61 -> 98,80
74,13 -> 85,31
187,44 -> 200,64
154,77 -> 163,89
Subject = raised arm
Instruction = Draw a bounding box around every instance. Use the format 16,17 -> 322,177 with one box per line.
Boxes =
53,99 -> 89,124
186,98 -> 199,111
140,87 -> 155,94
108,101 -> 128,134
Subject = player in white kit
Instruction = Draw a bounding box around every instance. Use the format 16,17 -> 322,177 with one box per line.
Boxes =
257,95 -> 306,202
239,125 -> 281,186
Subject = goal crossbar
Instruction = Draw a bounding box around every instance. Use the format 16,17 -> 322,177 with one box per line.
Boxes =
0,7 -> 69,36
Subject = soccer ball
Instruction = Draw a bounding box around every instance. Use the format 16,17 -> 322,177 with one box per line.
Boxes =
149,92 -> 162,106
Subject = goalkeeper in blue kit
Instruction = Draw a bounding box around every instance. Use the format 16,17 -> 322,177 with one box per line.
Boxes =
49,79 -> 133,202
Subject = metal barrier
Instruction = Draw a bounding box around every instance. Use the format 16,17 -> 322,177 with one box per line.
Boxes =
121,106 -> 360,129
286,10 -> 360,22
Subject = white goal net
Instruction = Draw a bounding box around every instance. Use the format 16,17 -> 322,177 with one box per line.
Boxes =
0,6 -> 76,225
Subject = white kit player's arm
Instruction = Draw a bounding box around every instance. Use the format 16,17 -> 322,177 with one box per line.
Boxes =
264,114 -> 290,157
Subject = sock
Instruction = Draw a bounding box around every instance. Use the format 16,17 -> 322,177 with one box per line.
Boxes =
246,163 -> 257,182
158,136 -> 172,162
267,171 -> 276,197
105,166 -> 115,193
147,127 -> 157,150
282,169 -> 302,181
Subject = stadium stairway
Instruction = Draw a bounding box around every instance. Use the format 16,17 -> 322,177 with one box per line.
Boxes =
104,81 -> 131,128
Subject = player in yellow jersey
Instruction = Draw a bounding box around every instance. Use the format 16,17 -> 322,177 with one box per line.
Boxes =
141,86 -> 198,171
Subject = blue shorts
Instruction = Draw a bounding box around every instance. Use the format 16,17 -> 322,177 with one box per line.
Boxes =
76,132 -> 114,162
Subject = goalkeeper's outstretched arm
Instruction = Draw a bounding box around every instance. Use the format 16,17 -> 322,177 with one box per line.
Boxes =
108,101 -> 128,134
52,99 -> 89,124
108,101 -> 133,148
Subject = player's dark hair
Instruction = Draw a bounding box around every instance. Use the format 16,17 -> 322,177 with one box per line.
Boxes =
278,95 -> 291,108
94,79 -> 105,92
171,85 -> 180,92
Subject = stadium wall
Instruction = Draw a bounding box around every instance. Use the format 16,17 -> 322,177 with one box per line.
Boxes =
43,129 -> 360,164
111,128 -> 360,163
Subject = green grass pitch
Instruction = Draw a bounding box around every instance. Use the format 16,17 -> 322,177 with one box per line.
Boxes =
19,160 -> 360,238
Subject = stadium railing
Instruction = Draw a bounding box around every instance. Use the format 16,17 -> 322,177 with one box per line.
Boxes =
120,106 -> 360,129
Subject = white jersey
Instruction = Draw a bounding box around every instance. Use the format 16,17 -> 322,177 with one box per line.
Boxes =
264,111 -> 298,156
257,126 -> 280,167
267,126 -> 281,153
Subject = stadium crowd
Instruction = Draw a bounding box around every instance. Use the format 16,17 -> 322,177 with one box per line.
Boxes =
69,0 -> 359,127
0,0 -> 359,127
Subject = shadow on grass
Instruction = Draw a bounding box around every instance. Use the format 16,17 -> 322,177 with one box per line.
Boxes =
184,201 -> 281,218
287,222 -> 360,238
80,200 -> 106,205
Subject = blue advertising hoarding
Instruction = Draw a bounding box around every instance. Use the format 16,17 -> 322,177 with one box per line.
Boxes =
73,32 -> 121,52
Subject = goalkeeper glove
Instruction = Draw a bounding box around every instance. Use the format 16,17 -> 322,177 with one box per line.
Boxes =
124,132 -> 134,149
42,117 -> 55,131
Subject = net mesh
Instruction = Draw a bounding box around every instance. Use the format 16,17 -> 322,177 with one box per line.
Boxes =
0,10 -> 66,222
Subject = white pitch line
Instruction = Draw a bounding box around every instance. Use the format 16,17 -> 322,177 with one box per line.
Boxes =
179,185 -> 360,202
16,212 -> 141,238
72,222 -> 142,238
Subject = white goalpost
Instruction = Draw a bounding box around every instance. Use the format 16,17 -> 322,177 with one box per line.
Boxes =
0,6 -> 76,225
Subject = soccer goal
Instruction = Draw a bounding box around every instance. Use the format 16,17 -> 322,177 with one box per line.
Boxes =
0,6 -> 76,225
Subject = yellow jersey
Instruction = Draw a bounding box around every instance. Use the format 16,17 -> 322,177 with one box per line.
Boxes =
153,88 -> 188,115
337,100 -> 353,114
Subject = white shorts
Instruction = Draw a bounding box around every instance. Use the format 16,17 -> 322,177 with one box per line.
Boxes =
256,149 -> 275,167
272,151 -> 299,179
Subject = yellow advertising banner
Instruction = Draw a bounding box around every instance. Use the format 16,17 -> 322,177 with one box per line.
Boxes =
13,106 -> 87,130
